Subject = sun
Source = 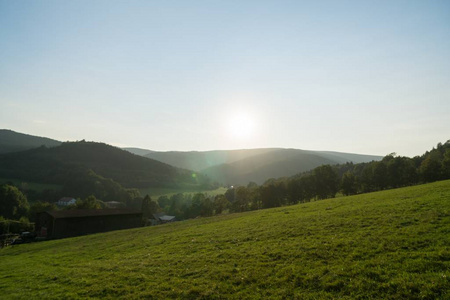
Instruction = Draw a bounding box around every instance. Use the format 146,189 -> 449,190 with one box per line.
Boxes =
227,112 -> 256,139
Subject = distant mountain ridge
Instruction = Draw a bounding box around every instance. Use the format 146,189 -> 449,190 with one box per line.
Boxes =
144,148 -> 277,171
122,147 -> 154,156
202,149 -> 382,185
0,129 -> 61,154
132,147 -> 382,185
1,129 -> 382,187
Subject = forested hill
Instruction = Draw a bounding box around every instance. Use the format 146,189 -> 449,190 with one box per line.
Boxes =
143,148 -> 277,171
0,141 -> 204,189
0,129 -> 61,154
138,148 -> 381,185
201,149 -> 334,185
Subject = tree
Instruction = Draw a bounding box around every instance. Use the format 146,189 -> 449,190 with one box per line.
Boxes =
157,195 -> 171,211
260,183 -> 286,209
387,156 -> 417,187
141,195 -> 160,222
213,195 -> 230,215
28,201 -> 57,222
188,193 -> 206,218
359,162 -> 376,193
199,197 -> 213,217
419,153 -> 442,182
169,193 -> 186,217
341,171 -> 358,196
233,186 -> 251,212
287,178 -> 303,204
442,149 -> 450,179
372,161 -> 388,190
224,188 -> 235,203
75,195 -> 101,209
0,184 -> 29,219
313,165 -> 339,199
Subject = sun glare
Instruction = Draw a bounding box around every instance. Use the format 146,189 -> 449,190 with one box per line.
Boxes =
227,112 -> 256,139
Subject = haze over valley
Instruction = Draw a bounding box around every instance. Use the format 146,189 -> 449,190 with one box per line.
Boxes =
1,1 -> 449,298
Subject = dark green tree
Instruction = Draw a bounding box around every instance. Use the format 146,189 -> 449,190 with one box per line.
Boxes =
313,165 -> 339,199
442,149 -> 450,179
157,195 -> 171,211
0,184 -> 29,219
200,197 -> 213,217
224,187 -> 235,203
260,183 -> 286,208
232,186 -> 251,212
169,193 -> 186,217
75,195 -> 102,209
213,194 -> 230,215
188,193 -> 206,218
419,153 -> 442,182
341,171 -> 358,196
372,161 -> 388,190
287,178 -> 303,204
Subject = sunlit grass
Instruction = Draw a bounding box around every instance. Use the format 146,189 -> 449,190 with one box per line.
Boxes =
1,181 -> 449,299
138,186 -> 228,198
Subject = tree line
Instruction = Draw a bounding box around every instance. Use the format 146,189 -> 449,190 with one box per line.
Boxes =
216,141 -> 450,212
1,140 -> 449,231
139,140 -> 449,220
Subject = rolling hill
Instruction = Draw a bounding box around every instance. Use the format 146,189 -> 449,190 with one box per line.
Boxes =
0,141 -> 203,189
143,148 -> 382,185
1,180 -> 449,298
1,129 -> 382,188
0,129 -> 61,154
143,148 -> 277,171
122,147 -> 154,157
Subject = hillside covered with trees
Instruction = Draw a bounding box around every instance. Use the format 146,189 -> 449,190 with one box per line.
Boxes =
0,141 -> 209,189
212,140 -> 450,212
138,148 -> 382,186
0,129 -> 61,154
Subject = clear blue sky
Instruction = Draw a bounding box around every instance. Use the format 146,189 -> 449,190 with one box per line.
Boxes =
1,0 -> 449,157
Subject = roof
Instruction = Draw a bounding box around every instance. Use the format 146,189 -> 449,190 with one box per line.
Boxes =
152,213 -> 176,221
58,197 -> 76,203
159,215 -> 176,221
42,209 -> 142,219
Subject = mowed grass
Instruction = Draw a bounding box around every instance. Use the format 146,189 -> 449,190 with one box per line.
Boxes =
138,186 -> 228,198
1,181 -> 449,299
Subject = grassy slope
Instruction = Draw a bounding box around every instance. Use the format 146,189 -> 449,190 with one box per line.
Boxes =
1,181 -> 449,299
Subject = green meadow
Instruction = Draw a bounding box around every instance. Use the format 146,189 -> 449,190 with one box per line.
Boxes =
1,181 -> 449,299
138,186 -> 228,199
0,178 -> 62,193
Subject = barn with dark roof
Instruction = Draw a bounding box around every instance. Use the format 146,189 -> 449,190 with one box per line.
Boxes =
35,209 -> 142,239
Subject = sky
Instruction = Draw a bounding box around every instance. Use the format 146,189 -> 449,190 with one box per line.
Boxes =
1,0 -> 449,157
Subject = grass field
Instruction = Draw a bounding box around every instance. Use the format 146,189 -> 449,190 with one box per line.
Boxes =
0,177 -> 62,192
138,186 -> 228,198
1,181 -> 449,299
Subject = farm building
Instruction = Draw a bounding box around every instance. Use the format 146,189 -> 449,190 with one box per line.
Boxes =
150,213 -> 176,225
56,197 -> 77,206
35,209 -> 142,239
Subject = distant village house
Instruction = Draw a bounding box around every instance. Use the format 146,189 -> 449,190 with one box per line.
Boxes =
56,197 -> 77,207
150,213 -> 176,225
